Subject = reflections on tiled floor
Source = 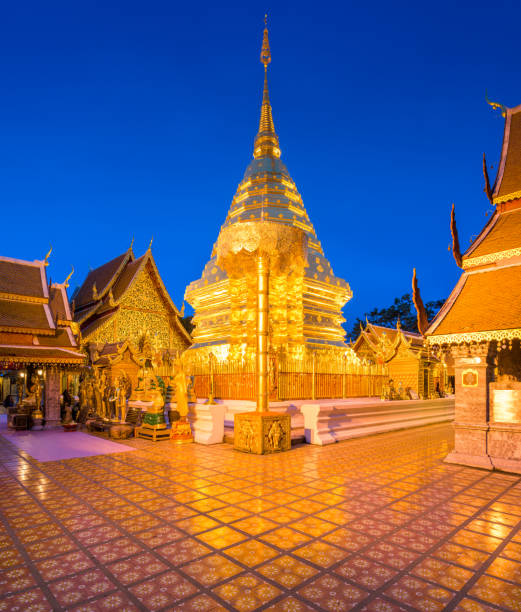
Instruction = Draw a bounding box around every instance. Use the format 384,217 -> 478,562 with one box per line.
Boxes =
1,423 -> 521,611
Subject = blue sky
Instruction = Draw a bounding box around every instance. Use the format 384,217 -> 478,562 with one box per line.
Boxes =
1,0 -> 519,329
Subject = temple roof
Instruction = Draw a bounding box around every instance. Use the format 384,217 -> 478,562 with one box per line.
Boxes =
73,250 -> 132,310
353,322 -> 426,362
74,248 -> 191,344
0,345 -> 84,364
0,255 -> 84,365
0,257 -> 48,299
427,264 -> 521,343
492,103 -> 521,204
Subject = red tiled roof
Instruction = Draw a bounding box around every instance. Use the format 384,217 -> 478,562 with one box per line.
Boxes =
429,265 -> 521,336
0,301 -> 53,332
49,285 -> 71,321
466,208 -> 521,260
74,251 -> 130,308
0,259 -> 46,298
494,106 -> 521,203
43,328 -> 75,348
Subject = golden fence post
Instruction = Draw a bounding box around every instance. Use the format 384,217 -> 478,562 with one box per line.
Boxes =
342,354 -> 346,399
311,351 -> 316,400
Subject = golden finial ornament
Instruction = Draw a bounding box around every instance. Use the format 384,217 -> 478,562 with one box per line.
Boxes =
130,236 -> 134,251
63,266 -> 74,288
148,236 -> 153,251
260,14 -> 271,67
43,245 -> 52,266
485,92 -> 507,118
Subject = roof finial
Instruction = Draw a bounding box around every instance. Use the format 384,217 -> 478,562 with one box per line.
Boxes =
485,91 -> 507,118
260,14 -> 271,68
254,16 -> 280,159
130,236 -> 134,251
148,236 -> 154,251
63,266 -> 74,288
44,245 -> 52,266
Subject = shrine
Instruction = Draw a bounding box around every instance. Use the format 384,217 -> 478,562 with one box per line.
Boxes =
426,100 -> 521,472
353,321 -> 449,398
73,242 -> 191,360
0,254 -> 85,428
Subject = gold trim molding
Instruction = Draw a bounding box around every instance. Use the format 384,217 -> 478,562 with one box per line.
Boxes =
463,247 -> 521,269
427,328 -> 521,345
0,292 -> 47,304
494,189 -> 521,204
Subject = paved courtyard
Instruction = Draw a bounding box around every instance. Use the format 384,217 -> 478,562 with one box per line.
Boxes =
0,423 -> 520,611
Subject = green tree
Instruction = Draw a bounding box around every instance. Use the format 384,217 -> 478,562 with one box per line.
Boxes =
346,294 -> 445,341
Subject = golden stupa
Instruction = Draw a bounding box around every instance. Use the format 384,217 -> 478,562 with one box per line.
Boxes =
185,20 -> 352,361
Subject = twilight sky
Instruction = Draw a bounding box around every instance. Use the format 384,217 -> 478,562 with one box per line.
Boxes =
1,0 -> 520,331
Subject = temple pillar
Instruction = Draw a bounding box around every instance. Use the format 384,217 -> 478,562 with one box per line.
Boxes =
44,367 -> 62,428
445,343 -> 493,469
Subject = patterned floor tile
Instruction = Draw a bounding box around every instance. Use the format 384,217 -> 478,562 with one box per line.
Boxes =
468,574 -> 521,609
35,550 -> 95,581
107,552 -> 169,585
293,540 -> 347,567
364,542 -> 422,570
225,540 -> 280,567
88,536 -> 145,563
385,574 -> 454,611
453,598 -> 501,611
359,598 -> 409,611
0,565 -> 36,596
49,568 -> 117,607
335,555 -> 399,590
24,535 -> 78,560
182,553 -> 243,586
212,573 -> 281,611
260,526 -> 312,550
411,556 -> 474,590
176,515 -> 221,535
290,516 -> 336,537
322,527 -> 374,552
67,590 -> 141,611
0,587 -> 52,612
298,574 -> 368,611
156,538 -> 212,564
134,524 -> 185,548
174,592 -> 227,611
233,516 -> 279,536
195,525 -> 248,548
258,555 -> 318,588
129,571 -> 198,609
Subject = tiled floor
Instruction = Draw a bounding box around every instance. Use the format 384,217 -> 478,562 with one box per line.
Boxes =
1,423 -> 521,611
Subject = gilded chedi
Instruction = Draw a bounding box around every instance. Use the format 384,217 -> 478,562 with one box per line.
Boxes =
185,23 -> 352,359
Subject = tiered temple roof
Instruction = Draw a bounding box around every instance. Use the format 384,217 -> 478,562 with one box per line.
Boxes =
354,322 -> 425,363
0,256 -> 85,366
185,23 -> 351,354
73,246 -> 191,350
427,102 -> 521,344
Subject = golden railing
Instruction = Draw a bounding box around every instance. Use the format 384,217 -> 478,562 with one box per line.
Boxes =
186,352 -> 387,401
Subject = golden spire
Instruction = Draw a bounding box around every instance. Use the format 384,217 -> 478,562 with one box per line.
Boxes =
254,15 -> 280,159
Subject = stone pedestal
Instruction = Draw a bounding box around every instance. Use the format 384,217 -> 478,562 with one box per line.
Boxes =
44,368 -> 61,428
488,381 -> 521,473
188,403 -> 226,444
444,344 -> 493,470
234,412 -> 291,454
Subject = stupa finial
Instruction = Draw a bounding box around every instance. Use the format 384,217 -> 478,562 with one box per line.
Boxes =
254,16 -> 280,159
